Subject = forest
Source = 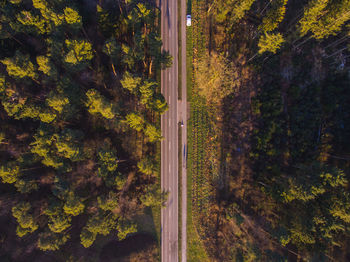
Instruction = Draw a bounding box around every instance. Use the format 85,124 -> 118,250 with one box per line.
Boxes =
0,0 -> 170,261
189,0 -> 350,261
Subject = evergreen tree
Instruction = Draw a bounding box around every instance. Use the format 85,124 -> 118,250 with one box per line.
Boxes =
232,0 -> 256,21
46,92 -> 69,114
85,89 -> 115,119
124,113 -> 145,132
116,218 -> 137,240
45,202 -> 72,233
14,179 -> 38,193
97,146 -> 118,178
144,123 -> 162,142
120,71 -> 142,95
80,212 -> 119,247
80,228 -> 96,248
54,129 -> 84,161
0,162 -> 20,184
12,202 -> 38,237
299,0 -> 330,37
137,157 -> 156,176
260,0 -> 288,32
258,32 -> 285,54
311,0 -> 350,39
64,39 -> 93,65
97,191 -> 119,211
63,192 -> 85,216
63,7 -> 82,26
1,51 -> 37,80
279,164 -> 350,248
37,231 -> 70,251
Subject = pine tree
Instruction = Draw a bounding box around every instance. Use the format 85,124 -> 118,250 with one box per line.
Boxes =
64,39 -> 93,65
97,191 -> 119,211
45,205 -> 72,233
148,93 -> 168,114
280,164 -> 350,248
0,162 -> 20,184
260,0 -> 288,32
81,212 -> 118,246
311,0 -> 350,39
80,228 -> 96,248
120,71 -> 142,95
137,157 -> 156,176
116,219 -> 137,240
63,192 -> 85,216
63,7 -> 82,26
144,123 -> 162,142
39,109 -> 57,123
14,179 -> 38,193
54,129 -> 83,161
85,89 -> 115,119
12,202 -> 38,237
124,113 -> 145,132
139,81 -> 156,105
299,0 -> 330,37
37,231 -> 70,251
258,32 -> 285,54
1,51 -> 37,80
232,0 -> 256,21
36,56 -> 57,77
97,147 -> 118,178
46,92 -> 69,113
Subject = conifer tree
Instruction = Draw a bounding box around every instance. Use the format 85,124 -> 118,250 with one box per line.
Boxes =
120,71 -> 142,94
1,51 -> 37,80
63,192 -> 85,216
298,0 -> 330,37
232,0 -> 256,21
38,231 -> 70,251
85,89 -> 115,119
258,32 -> 285,54
260,0 -> 288,32
97,191 -> 119,211
144,123 -> 162,142
12,202 -> 38,237
116,219 -> 137,240
45,203 -> 72,233
311,0 -> 350,39
0,162 -> 20,184
124,113 -> 145,132
64,39 -> 93,65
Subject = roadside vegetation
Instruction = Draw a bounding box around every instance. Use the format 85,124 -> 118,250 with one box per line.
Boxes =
0,0 -> 171,261
186,0 -> 211,260
189,0 -> 350,261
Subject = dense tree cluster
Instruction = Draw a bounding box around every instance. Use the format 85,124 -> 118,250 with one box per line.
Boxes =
0,0 -> 169,258
193,0 -> 350,260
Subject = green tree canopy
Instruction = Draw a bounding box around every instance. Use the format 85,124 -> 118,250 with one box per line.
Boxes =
85,89 -> 116,119
0,162 -> 20,184
64,39 -> 93,65
12,202 -> 38,237
124,112 -> 145,132
1,51 -> 37,80
38,231 -> 70,251
116,218 -> 137,240
63,192 -> 85,216
144,123 -> 162,142
259,0 -> 288,32
258,32 -> 285,54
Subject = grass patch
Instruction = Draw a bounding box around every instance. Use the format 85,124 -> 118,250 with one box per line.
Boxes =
178,0 -> 182,100
178,122 -> 182,259
186,19 -> 210,262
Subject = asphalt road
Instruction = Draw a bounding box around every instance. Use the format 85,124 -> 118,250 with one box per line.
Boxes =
161,0 -> 179,261
180,0 -> 188,260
